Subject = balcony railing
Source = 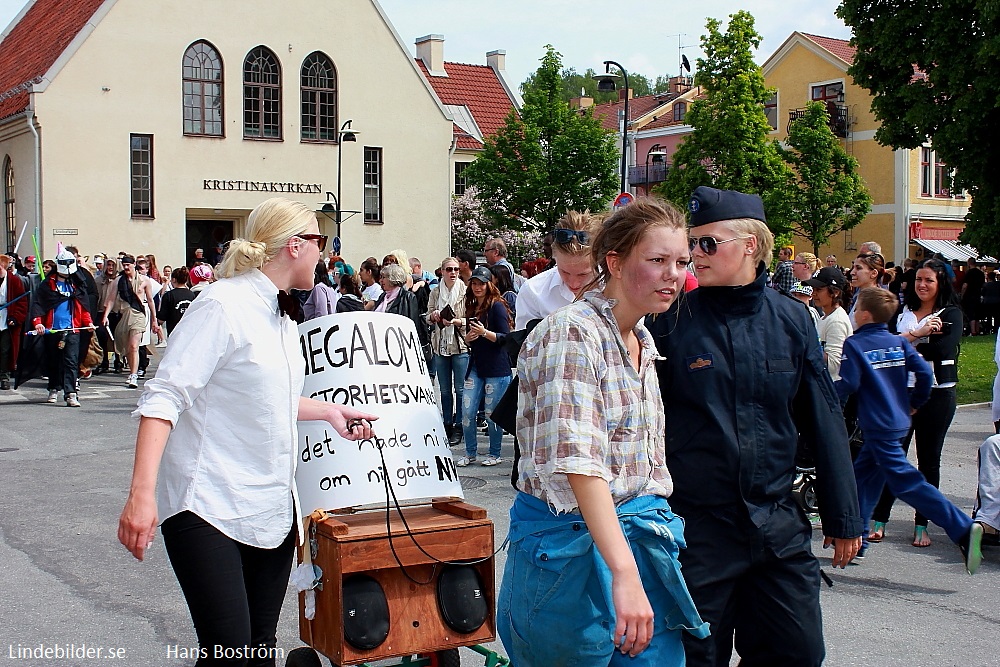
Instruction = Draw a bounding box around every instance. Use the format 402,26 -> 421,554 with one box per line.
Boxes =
788,103 -> 850,137
628,163 -> 668,185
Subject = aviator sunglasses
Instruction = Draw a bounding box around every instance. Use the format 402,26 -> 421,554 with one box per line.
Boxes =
552,228 -> 591,246
295,233 -> 328,252
689,235 -> 750,256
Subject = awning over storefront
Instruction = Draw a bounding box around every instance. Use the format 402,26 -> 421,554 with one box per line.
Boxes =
913,239 -> 996,263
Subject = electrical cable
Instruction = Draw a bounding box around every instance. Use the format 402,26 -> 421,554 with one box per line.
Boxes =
366,422 -> 508,585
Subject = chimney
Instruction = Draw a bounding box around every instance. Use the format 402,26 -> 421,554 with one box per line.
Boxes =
569,96 -> 594,110
618,88 -> 633,101
669,75 -> 692,94
416,34 -> 447,77
486,49 -> 506,73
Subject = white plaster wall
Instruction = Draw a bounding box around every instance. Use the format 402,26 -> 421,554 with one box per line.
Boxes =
0,117 -> 38,256
32,0 -> 452,266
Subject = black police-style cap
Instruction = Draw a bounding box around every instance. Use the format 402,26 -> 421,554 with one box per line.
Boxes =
803,266 -> 848,290
469,266 -> 493,284
688,186 -> 766,227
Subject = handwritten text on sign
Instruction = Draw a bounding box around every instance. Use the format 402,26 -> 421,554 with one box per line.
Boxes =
295,312 -> 464,512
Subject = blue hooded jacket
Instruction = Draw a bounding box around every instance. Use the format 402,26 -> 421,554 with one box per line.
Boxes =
836,322 -> 933,437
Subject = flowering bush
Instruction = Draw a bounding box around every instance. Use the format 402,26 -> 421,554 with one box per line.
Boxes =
451,188 -> 544,267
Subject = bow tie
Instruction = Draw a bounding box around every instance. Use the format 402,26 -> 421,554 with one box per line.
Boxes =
277,290 -> 301,321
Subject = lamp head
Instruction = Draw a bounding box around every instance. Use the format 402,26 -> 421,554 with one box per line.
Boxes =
593,72 -> 619,93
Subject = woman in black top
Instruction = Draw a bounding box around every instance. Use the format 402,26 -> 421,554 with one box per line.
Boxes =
872,259 -> 963,546
335,272 -> 365,312
458,266 -> 512,467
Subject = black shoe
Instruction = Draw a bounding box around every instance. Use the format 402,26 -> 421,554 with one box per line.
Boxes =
0,380 -> 9,390
447,424 -> 462,446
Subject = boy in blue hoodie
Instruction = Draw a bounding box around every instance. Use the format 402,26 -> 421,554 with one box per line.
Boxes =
837,288 -> 983,574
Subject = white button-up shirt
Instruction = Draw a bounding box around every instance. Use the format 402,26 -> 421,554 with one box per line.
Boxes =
134,269 -> 303,548
514,267 -> 576,329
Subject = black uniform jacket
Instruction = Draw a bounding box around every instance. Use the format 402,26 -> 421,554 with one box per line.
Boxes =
648,265 -> 863,539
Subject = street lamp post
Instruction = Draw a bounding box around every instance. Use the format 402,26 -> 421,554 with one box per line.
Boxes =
644,143 -> 667,195
594,61 -> 630,194
318,120 -> 359,255
335,120 -> 358,241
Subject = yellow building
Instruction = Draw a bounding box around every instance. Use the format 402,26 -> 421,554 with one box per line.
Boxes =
0,0 -> 454,267
763,33 -> 973,265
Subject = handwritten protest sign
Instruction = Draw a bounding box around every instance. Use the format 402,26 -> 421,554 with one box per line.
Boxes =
295,312 -> 464,513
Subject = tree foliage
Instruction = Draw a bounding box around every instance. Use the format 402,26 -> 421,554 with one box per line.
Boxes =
521,66 -> 674,105
654,11 -> 792,235
837,1 -> 1000,255
775,102 -> 872,254
464,45 -> 619,230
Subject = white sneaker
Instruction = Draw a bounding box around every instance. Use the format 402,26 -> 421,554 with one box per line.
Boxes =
46,390 -> 59,403
66,393 -> 80,408
127,374 -> 139,389
456,456 -> 476,467
480,455 -> 502,466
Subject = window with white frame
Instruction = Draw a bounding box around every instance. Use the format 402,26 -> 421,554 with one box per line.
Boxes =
364,147 -> 382,223
764,92 -> 778,130
920,146 -> 964,198
454,162 -> 470,196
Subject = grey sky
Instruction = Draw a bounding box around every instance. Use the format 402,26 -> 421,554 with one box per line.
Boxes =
1,0 -> 852,89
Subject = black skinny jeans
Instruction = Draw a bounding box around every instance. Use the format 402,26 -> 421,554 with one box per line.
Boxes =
44,331 -> 79,396
161,512 -> 296,666
872,387 -> 957,527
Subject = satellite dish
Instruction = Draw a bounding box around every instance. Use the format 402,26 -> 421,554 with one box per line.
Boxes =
681,54 -> 691,73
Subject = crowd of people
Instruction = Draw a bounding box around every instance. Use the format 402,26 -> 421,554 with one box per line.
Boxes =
7,191 -> 992,665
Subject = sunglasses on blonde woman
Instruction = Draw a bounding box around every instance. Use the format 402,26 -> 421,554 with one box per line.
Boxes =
295,234 -> 328,252
689,235 -> 750,256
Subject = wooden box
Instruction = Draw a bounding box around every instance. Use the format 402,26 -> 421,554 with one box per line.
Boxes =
299,500 -> 496,665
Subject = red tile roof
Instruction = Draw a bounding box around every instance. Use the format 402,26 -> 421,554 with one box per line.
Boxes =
416,59 -> 516,150
800,33 -> 857,64
0,0 -> 106,121
591,93 -> 678,132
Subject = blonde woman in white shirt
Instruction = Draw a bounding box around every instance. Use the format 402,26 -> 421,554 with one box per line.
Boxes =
117,197 -> 376,664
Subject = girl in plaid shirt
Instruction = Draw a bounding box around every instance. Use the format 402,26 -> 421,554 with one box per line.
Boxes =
498,199 -> 707,667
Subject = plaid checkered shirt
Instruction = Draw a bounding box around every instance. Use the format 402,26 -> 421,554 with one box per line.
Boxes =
514,290 -> 673,514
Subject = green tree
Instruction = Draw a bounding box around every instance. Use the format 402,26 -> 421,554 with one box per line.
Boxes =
654,11 -> 793,235
465,45 -> 619,230
775,102 -> 872,254
522,66 -> 667,104
836,1 -> 1000,255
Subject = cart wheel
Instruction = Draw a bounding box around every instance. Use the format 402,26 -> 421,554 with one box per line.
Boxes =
429,648 -> 461,667
801,479 -> 819,514
285,646 -> 322,667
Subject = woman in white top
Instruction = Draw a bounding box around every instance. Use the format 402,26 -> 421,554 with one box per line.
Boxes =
804,266 -> 853,381
871,258 -> 962,547
117,197 -> 376,664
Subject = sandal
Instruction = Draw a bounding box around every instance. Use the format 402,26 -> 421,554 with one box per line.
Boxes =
870,521 -> 886,543
912,525 -> 932,548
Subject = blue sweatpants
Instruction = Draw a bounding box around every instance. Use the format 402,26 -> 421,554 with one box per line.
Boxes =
855,430 -> 972,548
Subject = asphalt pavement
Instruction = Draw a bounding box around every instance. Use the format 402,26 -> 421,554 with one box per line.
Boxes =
1,357 -> 997,666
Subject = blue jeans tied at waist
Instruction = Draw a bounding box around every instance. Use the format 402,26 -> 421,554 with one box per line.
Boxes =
498,492 -> 709,667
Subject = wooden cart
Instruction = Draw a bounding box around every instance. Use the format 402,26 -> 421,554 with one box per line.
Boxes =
287,500 -> 508,667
